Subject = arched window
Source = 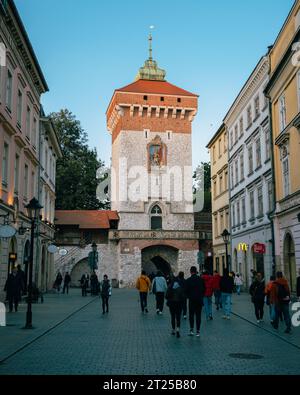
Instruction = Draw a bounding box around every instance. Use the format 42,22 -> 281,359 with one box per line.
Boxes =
150,205 -> 162,230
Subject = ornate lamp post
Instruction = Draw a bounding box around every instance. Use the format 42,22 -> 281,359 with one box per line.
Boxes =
24,197 -> 43,329
221,229 -> 231,272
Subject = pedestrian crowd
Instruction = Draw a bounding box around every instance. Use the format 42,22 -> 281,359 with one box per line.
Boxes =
135,266 -> 300,338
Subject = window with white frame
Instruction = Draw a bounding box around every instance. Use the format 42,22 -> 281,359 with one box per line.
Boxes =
232,203 -> 236,227
279,95 -> 287,132
265,127 -> 271,161
256,137 -> 261,168
230,131 -> 233,148
248,145 -> 253,174
234,125 -> 238,143
24,164 -> 29,199
219,173 -> 223,194
268,180 -> 273,212
2,142 -> 9,185
247,105 -> 252,127
213,180 -> 217,198
26,106 -> 31,140
220,212 -> 224,233
6,69 -> 13,110
14,154 -> 19,193
258,186 -> 263,217
31,171 -> 35,198
218,139 -> 222,157
240,152 -> 244,180
17,90 -> 22,126
250,190 -> 255,219
224,170 -> 228,191
239,117 -> 244,137
254,95 -> 260,119
237,201 -> 240,226
282,156 -> 290,197
32,118 -> 37,148
230,164 -> 234,189
235,159 -> 239,185
241,197 -> 246,223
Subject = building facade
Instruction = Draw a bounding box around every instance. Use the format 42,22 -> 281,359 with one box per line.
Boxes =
224,55 -> 272,287
0,1 -> 59,300
265,0 -> 300,292
206,123 -> 229,275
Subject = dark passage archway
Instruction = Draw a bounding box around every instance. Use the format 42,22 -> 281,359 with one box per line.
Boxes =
141,245 -> 178,277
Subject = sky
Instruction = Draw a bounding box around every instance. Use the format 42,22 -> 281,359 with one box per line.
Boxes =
15,0 -> 294,169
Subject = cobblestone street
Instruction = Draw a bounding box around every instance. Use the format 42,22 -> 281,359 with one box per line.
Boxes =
0,289 -> 300,375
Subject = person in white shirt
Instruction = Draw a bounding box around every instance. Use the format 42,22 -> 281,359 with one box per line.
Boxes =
234,274 -> 243,295
152,271 -> 168,314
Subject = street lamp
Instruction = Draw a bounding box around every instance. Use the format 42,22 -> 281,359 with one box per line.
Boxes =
221,229 -> 231,272
24,197 -> 43,329
88,242 -> 98,272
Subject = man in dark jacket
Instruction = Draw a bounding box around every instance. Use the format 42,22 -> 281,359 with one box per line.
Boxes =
4,268 -> 23,312
220,269 -> 234,319
185,266 -> 205,337
63,272 -> 72,294
249,272 -> 265,323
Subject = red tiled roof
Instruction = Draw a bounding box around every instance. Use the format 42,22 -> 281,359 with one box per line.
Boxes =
116,79 -> 198,97
55,210 -> 119,229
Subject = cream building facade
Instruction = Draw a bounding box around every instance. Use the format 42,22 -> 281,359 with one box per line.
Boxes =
206,123 -> 229,275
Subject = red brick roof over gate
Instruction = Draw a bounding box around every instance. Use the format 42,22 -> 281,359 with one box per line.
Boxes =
55,210 -> 119,229
116,79 -> 198,97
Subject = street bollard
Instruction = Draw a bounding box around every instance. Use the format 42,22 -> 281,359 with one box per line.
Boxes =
0,302 -> 6,327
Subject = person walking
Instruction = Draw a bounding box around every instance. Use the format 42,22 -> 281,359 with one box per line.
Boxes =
63,272 -> 71,294
90,271 -> 99,296
177,271 -> 187,319
212,270 -> 222,310
234,274 -> 243,295
152,271 -> 167,314
100,274 -> 111,314
4,267 -> 23,312
166,277 -> 185,338
16,264 -> 26,295
80,274 -> 88,297
249,272 -> 265,323
54,272 -> 63,293
265,275 -> 276,324
136,270 -> 151,314
270,271 -> 292,334
185,266 -> 205,337
220,269 -> 234,320
201,271 -> 214,321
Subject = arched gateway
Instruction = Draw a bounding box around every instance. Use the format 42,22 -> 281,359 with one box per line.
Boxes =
141,245 -> 178,276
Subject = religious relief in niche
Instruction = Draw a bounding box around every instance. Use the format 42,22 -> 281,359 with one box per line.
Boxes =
147,135 -> 167,171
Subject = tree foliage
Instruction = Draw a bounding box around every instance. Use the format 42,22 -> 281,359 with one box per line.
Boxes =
50,109 -> 109,210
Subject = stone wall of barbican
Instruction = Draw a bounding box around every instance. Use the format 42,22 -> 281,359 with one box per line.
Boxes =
111,130 -> 193,224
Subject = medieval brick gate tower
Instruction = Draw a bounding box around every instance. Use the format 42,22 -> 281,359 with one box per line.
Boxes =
106,34 -> 200,287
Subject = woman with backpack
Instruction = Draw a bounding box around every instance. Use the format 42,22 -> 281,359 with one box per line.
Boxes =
165,276 -> 185,338
100,274 -> 112,314
249,272 -> 265,323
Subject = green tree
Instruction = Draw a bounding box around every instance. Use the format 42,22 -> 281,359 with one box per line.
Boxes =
50,109 -> 109,210
193,162 -> 211,211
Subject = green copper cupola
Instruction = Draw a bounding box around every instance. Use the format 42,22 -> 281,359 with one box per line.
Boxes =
135,33 -> 166,81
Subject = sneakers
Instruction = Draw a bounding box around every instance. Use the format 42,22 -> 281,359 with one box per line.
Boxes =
171,330 -> 176,336
183,315 -> 187,320
284,328 -> 291,334
145,308 -> 149,313
257,320 -> 260,323
222,315 -> 227,319
226,316 -> 231,320
158,311 -> 162,315
156,309 -> 160,314
189,330 -> 194,336
176,331 -> 180,338
196,332 -> 200,337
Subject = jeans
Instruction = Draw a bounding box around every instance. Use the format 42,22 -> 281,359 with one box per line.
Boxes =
254,300 -> 264,320
139,292 -> 148,312
221,293 -> 232,317
101,295 -> 109,313
269,304 -> 275,322
214,290 -> 222,308
203,296 -> 213,319
236,285 -> 241,295
155,292 -> 165,312
188,299 -> 202,332
273,303 -> 291,330
168,301 -> 182,329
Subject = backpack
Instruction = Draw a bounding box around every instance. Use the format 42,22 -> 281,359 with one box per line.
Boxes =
277,283 -> 290,303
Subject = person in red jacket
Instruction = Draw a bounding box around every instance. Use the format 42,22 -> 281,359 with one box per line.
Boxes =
212,270 -> 222,310
201,271 -> 214,320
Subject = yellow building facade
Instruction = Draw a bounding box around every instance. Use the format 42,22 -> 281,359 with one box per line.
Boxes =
265,0 -> 300,291
206,124 -> 229,275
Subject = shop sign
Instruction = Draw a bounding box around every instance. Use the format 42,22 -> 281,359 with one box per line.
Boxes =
253,243 -> 266,254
